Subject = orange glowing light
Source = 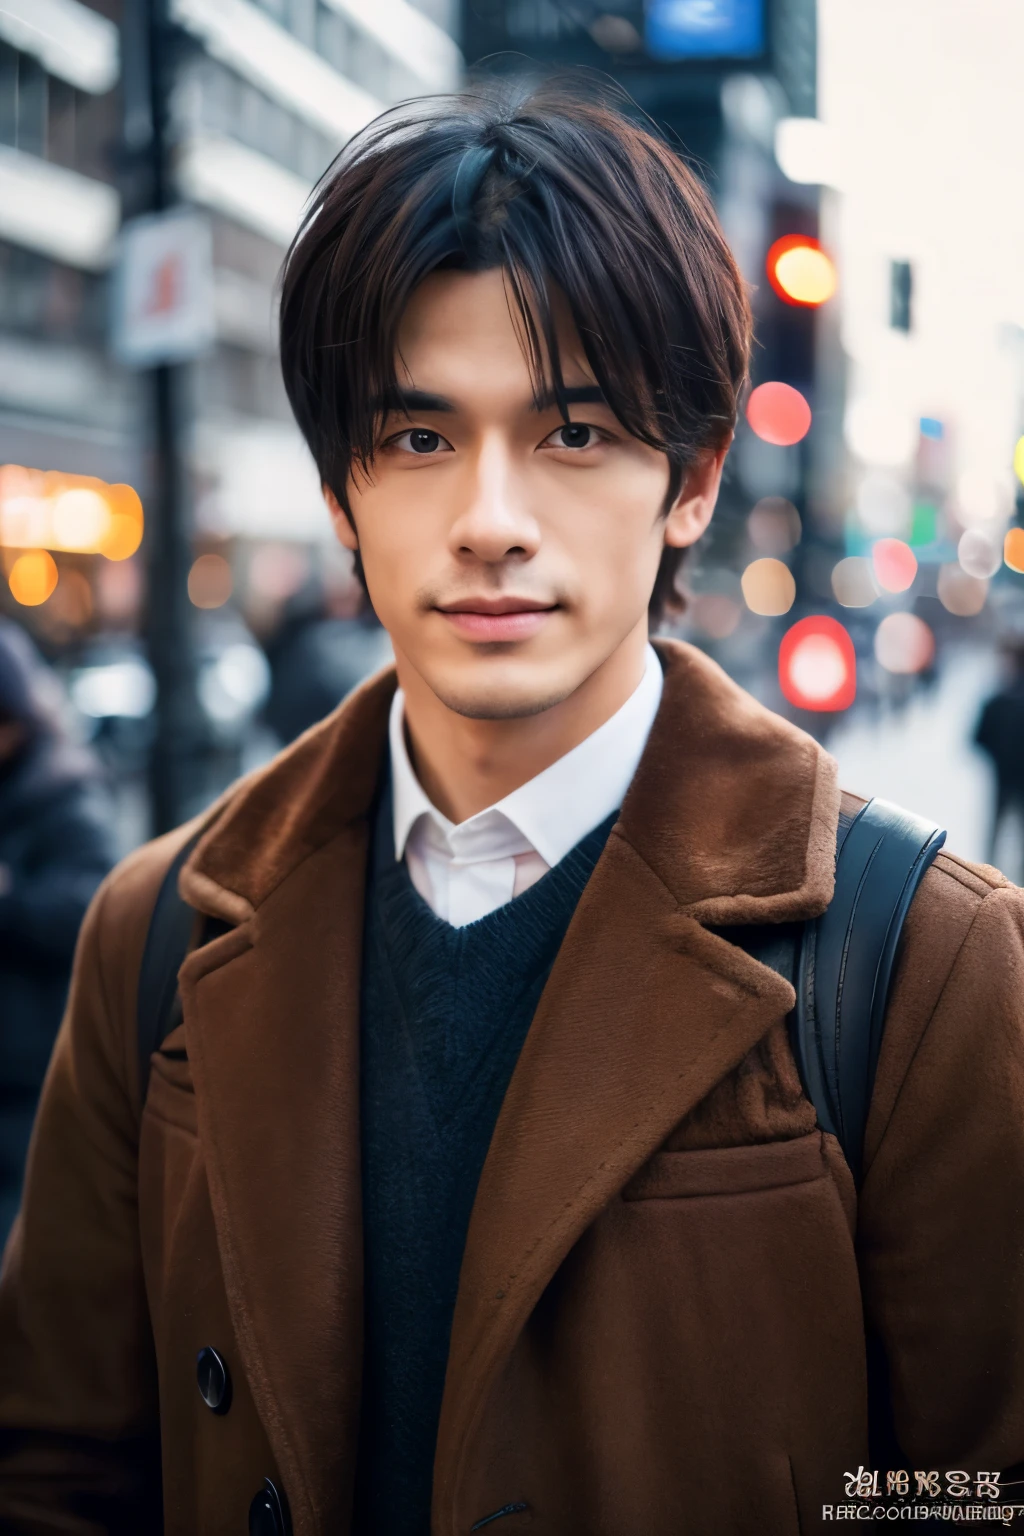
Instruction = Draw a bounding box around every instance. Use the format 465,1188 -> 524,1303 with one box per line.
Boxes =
746,382 -> 812,447
0,467 -> 144,557
1004,527 -> 1024,574
8,549 -> 58,606
779,615 -> 856,712
871,538 -> 917,593
51,487 -> 111,551
100,513 -> 144,561
740,557 -> 796,616
766,235 -> 837,308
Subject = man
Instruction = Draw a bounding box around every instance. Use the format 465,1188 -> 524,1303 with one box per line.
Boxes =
2,79 -> 1023,1536
0,622 -> 116,1243
975,639 -> 1024,879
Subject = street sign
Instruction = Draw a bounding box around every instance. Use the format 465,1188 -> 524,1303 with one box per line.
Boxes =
644,0 -> 765,62
112,207 -> 215,368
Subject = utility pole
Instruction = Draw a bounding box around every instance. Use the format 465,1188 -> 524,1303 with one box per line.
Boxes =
120,0 -> 206,833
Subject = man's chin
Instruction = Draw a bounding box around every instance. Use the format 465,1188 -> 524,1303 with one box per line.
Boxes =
425,666 -> 582,722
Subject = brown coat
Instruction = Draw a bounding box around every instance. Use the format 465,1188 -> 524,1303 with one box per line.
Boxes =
1,638 -> 1023,1536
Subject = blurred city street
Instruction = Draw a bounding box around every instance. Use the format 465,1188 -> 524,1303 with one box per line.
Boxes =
0,0 -> 1021,850
1,0 -> 1024,1230
829,641 -> 998,867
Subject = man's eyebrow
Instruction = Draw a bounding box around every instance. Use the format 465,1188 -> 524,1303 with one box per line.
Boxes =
373,383 -> 607,415
375,388 -> 454,415
533,384 -> 607,410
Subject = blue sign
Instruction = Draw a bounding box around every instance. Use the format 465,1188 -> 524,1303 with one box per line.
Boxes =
644,0 -> 765,60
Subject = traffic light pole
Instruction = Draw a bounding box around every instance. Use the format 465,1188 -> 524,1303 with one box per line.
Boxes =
123,0 -> 206,833
147,358 -> 205,834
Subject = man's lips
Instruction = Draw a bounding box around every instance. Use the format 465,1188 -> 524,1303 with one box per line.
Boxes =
435,597 -> 558,642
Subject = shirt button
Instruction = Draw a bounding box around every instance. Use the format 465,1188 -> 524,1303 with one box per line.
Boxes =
195,1346 -> 232,1414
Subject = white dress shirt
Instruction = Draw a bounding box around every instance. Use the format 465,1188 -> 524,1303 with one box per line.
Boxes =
389,644 -> 664,928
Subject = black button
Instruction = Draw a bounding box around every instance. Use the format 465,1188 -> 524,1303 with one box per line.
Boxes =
195,1346 -> 231,1415
249,1479 -> 289,1536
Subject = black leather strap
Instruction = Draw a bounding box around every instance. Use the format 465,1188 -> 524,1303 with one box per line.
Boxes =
135,832 -> 202,1102
791,798 -> 945,1185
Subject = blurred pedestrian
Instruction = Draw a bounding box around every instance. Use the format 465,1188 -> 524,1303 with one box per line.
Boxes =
0,622 -> 117,1241
263,580 -> 391,745
974,641 -> 1024,879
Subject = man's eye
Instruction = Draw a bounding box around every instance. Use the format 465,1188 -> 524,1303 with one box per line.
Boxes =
543,423 -> 599,450
392,428 -> 452,455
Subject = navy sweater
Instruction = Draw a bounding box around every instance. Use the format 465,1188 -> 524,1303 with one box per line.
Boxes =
353,773 -> 615,1533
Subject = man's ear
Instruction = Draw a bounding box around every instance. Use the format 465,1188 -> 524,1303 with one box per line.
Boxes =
663,441 -> 731,551
323,484 -> 359,552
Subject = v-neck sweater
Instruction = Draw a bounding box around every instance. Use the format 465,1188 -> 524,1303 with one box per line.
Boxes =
353,773 -> 616,1534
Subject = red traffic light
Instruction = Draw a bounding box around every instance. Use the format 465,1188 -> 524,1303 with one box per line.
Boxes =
779,615 -> 856,712
766,235 -> 837,308
746,382 -> 812,446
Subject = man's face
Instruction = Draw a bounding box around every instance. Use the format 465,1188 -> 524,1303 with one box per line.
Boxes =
327,268 -> 723,720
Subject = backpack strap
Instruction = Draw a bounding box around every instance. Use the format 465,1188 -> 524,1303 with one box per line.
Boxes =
789,797 -> 945,1186
721,797 -> 945,1185
135,831 -> 203,1102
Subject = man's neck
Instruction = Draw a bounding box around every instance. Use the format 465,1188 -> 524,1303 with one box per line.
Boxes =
395,628 -> 651,825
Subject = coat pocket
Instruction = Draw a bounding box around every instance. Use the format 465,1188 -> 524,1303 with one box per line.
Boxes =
622,1130 -> 825,1201
143,1022 -> 198,1137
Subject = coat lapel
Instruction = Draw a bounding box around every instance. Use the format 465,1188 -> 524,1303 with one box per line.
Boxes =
436,640 -> 840,1509
176,668 -> 396,1533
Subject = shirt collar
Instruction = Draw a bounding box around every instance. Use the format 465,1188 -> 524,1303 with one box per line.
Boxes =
390,644 -> 664,867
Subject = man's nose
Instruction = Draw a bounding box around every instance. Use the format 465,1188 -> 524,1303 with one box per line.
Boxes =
448,435 -> 541,564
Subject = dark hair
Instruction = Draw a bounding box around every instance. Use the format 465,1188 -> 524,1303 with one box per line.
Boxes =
279,75 -> 751,624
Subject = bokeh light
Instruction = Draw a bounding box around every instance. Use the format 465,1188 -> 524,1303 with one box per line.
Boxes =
874,612 -> 935,675
747,496 -> 801,555
871,538 -> 917,593
741,557 -> 796,616
909,501 -> 938,547
688,592 -> 742,640
766,235 -> 837,307
1004,527 -> 1024,574
958,527 -> 1001,579
855,472 -> 912,537
779,615 -> 856,712
99,514 -> 144,561
1014,436 -> 1024,489
99,484 -> 144,560
96,558 -> 143,623
188,553 -> 233,609
248,542 -> 310,602
774,117 -> 837,187
47,568 -> 94,628
746,383 -> 812,447
831,555 -> 878,608
937,564 -> 987,617
8,550 -> 58,606
955,470 -> 1009,529
0,468 -> 143,557
51,488 -> 112,552
844,399 -> 916,469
